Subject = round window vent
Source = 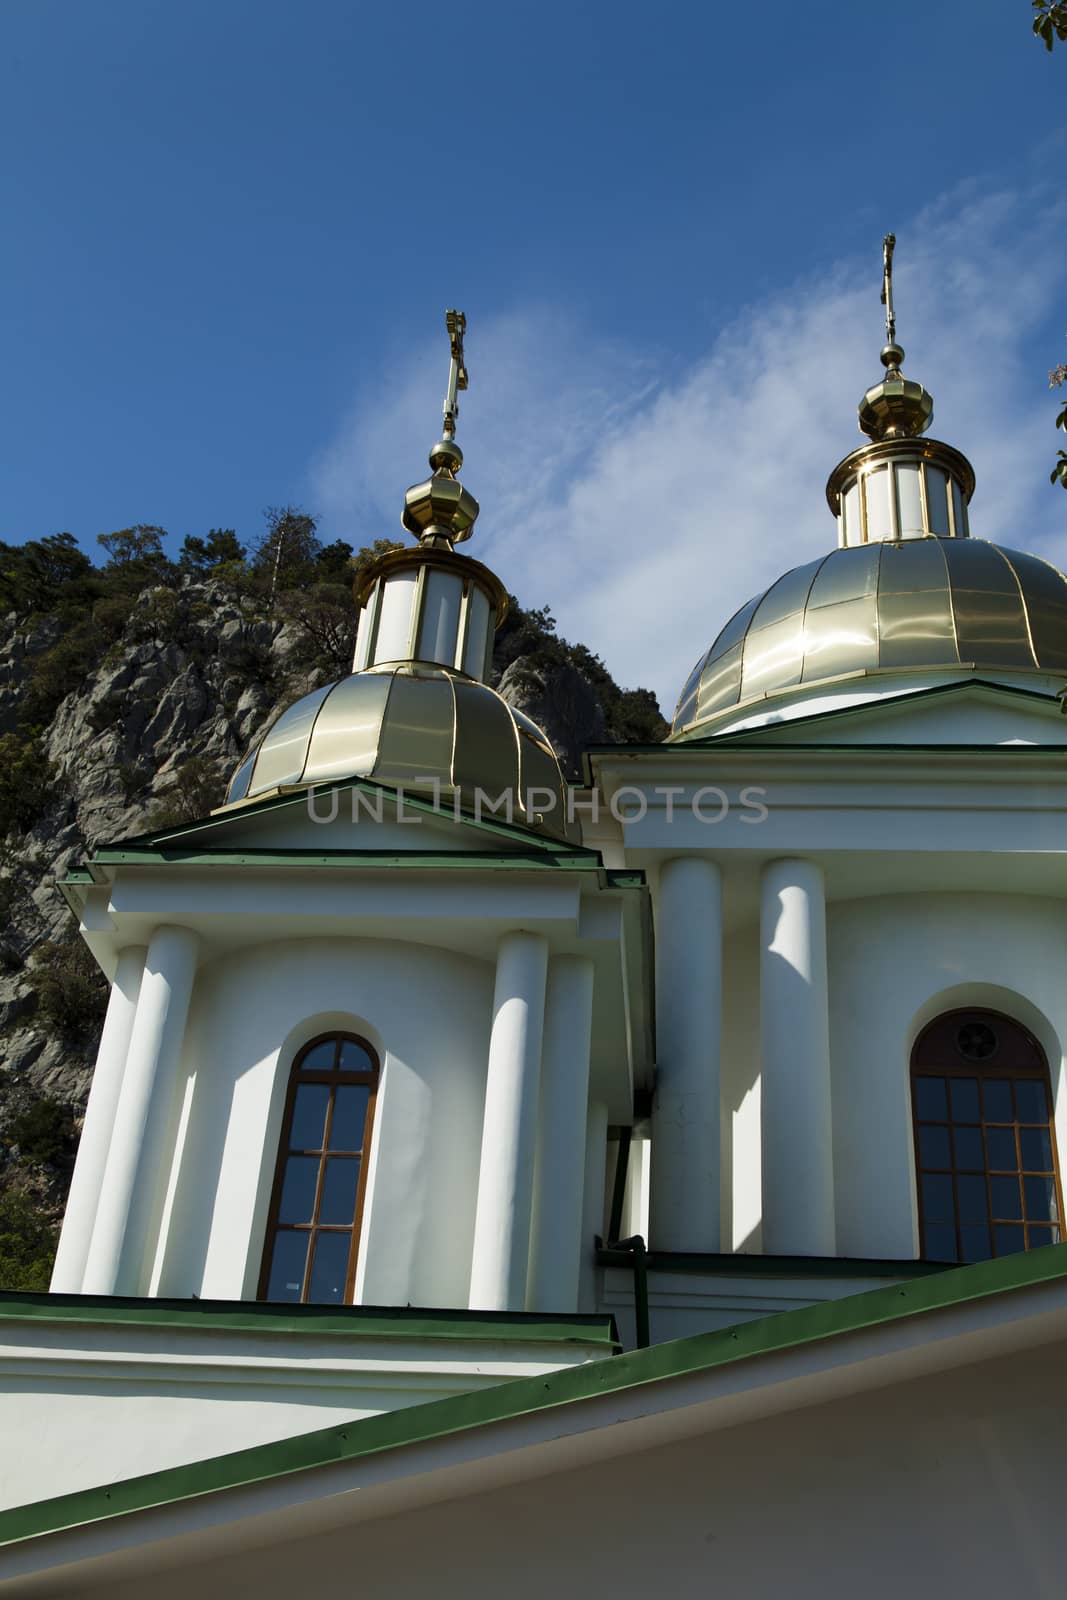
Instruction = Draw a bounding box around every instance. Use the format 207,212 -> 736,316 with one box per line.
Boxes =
957,1021 -> 998,1062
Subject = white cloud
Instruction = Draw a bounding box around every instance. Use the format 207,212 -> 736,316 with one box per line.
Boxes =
312,179 -> 1067,714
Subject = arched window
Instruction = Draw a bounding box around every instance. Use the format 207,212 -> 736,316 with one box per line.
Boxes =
259,1033 -> 379,1304
911,1009 -> 1062,1264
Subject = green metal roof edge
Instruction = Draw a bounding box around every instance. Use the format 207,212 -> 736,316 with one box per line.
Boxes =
666,676 -> 1066,748
74,847 -> 611,875
0,1291 -> 618,1348
115,775 -> 589,856
582,679 -> 1067,768
3,1242 -> 1065,1550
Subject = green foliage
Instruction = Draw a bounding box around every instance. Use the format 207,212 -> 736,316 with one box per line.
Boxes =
91,592 -> 138,644
493,601 -> 669,746
9,1097 -> 75,1166
0,733 -> 56,835
315,540 -> 355,585
278,582 -> 357,678
0,533 -> 94,621
148,755 -> 229,828
180,528 -> 246,571
352,538 -> 404,586
0,1188 -> 57,1291
96,525 -> 174,591
28,937 -> 108,1041
254,506 -> 321,603
1033,0 -> 1067,48
1052,352 -> 1067,488
20,620 -> 105,727
127,586 -> 182,646
0,874 -> 24,971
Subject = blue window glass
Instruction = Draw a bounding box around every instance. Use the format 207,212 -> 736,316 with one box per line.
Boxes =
308,1233 -> 351,1303
266,1232 -> 309,1302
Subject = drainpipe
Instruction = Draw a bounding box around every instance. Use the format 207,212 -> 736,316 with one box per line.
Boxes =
612,1234 -> 650,1349
607,1125 -> 633,1244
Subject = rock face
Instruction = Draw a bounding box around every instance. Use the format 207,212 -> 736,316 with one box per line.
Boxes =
0,574 -> 665,1251
496,659 -> 608,780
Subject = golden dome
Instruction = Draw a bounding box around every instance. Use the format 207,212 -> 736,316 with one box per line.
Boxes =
671,538 -> 1067,738
225,661 -> 579,843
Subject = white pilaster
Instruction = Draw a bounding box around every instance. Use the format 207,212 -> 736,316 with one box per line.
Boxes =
50,946 -> 147,1294
650,856 -> 723,1252
527,955 -> 595,1313
469,931 -> 548,1311
578,1100 -> 608,1313
82,926 -> 199,1296
760,858 -> 835,1256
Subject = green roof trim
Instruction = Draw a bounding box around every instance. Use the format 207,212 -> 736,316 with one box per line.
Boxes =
61,846 -> 648,898
2,1242 -> 1065,1550
0,1290 -> 618,1348
672,676 -> 1066,746
583,678 -> 1067,766
77,847 -> 605,873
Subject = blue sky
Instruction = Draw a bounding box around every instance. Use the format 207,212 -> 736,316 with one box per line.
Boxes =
2,1 -> 1065,704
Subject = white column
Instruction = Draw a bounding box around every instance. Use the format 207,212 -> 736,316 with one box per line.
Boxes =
469,931 -> 548,1311
50,946 -> 147,1293
760,858 -> 835,1256
650,856 -> 723,1252
527,956 -> 595,1313
82,926 -> 199,1296
578,1100 -> 609,1312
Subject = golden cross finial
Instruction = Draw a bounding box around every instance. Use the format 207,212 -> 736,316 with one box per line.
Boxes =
881,233 -> 897,348
443,309 -> 468,442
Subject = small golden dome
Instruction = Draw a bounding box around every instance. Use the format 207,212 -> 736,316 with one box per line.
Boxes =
224,662 -> 579,843
223,311 -> 578,843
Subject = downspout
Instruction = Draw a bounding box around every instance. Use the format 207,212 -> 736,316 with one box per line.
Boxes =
607,1125 -> 633,1244
612,1235 -> 649,1349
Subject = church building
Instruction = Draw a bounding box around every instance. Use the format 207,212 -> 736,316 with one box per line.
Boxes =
1,246 -> 1066,1597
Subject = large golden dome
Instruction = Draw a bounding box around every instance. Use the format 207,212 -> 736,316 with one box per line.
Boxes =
671,538 -> 1067,739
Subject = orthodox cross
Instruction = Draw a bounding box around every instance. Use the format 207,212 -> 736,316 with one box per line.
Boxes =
881,233 -> 897,347
443,309 -> 469,441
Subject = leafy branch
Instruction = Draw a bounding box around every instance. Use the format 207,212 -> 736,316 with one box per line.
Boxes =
1051,341 -> 1067,489
1032,1 -> 1067,50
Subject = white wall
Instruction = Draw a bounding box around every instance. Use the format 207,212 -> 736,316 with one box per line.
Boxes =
829,891 -> 1067,1259
0,1318 -> 608,1512
148,936 -> 494,1307
673,891 -> 1067,1266
599,1263 -> 916,1348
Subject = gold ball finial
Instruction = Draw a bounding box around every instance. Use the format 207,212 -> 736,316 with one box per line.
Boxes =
401,310 -> 480,549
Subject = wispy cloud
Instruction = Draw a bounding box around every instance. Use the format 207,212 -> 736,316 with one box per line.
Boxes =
312,179 -> 1067,713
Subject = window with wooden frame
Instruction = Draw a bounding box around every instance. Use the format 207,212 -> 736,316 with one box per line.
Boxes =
259,1033 -> 379,1304
911,1008 -> 1062,1265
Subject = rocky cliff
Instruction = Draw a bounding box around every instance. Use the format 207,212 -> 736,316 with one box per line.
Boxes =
0,539 -> 666,1285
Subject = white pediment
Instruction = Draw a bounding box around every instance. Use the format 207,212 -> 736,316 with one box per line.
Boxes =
140,781 -> 574,857
710,682 -> 1067,749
